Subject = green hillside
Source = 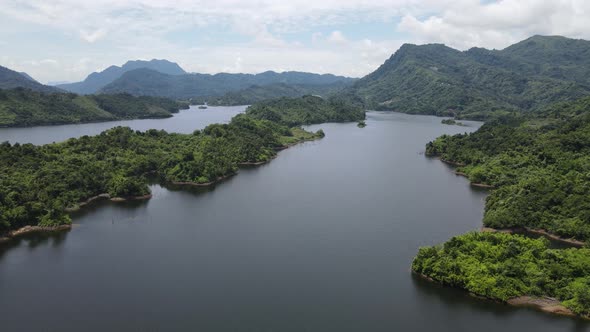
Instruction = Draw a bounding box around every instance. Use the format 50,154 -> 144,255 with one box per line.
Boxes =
341,36 -> 590,119
0,88 -> 189,127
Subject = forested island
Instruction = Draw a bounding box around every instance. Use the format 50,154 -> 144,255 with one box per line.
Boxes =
0,88 -> 189,127
413,96 -> 590,318
0,96 -> 363,238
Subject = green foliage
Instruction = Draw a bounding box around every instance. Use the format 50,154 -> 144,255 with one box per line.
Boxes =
0,95 -> 357,234
426,96 -> 590,241
100,69 -> 356,99
0,89 -> 189,127
245,95 -> 365,127
201,82 -> 351,106
340,36 -> 590,120
412,232 -> 590,316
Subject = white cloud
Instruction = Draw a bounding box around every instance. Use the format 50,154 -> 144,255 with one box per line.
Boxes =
327,31 -> 347,44
79,28 -> 107,43
397,0 -> 590,50
1,0 -> 589,82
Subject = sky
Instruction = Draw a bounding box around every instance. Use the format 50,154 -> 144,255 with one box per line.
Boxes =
1,0 -> 590,84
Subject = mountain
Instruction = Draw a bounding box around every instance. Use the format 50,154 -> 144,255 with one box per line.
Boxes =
18,72 -> 38,83
198,81 -> 351,106
341,35 -> 590,119
0,89 -> 189,127
57,59 -> 187,94
100,69 -> 356,100
0,65 -> 61,93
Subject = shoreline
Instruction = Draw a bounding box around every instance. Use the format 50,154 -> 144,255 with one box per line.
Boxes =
412,271 -> 585,320
482,227 -> 585,247
65,193 -> 152,212
0,224 -> 72,244
0,137 -> 320,244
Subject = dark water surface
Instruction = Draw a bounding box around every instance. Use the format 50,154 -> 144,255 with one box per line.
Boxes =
1,112 -> 587,331
0,105 -> 245,145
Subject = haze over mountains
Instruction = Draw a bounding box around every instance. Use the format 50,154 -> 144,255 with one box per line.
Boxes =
341,35 -> 590,119
2,35 -> 590,121
0,65 -> 61,93
56,59 -> 187,94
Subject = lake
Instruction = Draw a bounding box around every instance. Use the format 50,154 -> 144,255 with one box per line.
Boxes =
0,105 -> 245,145
0,111 -> 587,331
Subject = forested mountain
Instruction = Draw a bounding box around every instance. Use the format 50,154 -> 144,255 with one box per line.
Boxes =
57,59 -> 187,94
246,95 -> 365,127
0,88 -> 188,127
99,69 -> 356,99
18,72 -> 38,83
201,81 -> 350,106
340,35 -> 590,119
0,65 -> 61,93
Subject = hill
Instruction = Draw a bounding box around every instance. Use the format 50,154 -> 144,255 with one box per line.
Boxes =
341,35 -> 590,119
202,81 -> 350,106
100,69 -> 356,99
0,65 -> 61,93
57,59 -> 187,94
245,95 -> 365,127
0,88 -> 188,127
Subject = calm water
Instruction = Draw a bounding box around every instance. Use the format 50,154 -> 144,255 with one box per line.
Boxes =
1,112 -> 588,331
0,105 -> 245,145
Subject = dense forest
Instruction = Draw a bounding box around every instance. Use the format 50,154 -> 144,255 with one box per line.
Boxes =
412,232 -> 590,317
0,96 -> 362,235
425,96 -> 590,241
99,69 -> 356,99
414,95 -> 590,318
196,82 -> 350,106
339,35 -> 590,120
0,88 -> 189,127
245,95 -> 365,127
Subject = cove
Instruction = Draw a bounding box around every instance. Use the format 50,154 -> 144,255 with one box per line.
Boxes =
0,111 -> 588,331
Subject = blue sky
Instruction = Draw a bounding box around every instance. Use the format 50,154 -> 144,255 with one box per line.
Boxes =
1,0 -> 589,83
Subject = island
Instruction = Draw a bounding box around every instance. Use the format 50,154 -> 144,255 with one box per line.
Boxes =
0,96 -> 364,241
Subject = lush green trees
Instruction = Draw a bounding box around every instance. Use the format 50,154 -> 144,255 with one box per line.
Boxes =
339,36 -> 590,120
0,95 -> 362,235
412,232 -> 590,316
416,95 -> 590,319
0,88 -> 189,127
245,95 -> 365,127
426,97 -> 590,241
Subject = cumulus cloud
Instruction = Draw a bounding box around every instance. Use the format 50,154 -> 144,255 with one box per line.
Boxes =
1,0 -> 589,82
397,0 -> 590,50
79,28 -> 107,43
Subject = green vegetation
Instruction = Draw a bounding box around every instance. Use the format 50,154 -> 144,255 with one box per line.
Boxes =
245,95 -> 365,127
415,95 -> 590,319
0,95 -> 361,235
199,82 -> 350,106
0,65 -> 61,94
425,96 -> 590,241
100,69 -> 356,99
0,88 -> 189,127
441,119 -> 465,126
340,36 -> 590,120
357,120 -> 366,128
412,232 -> 590,317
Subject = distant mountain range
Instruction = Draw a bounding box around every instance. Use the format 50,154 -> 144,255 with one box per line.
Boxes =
4,35 -> 590,120
57,59 -> 187,94
53,59 -> 356,101
99,69 -> 357,99
0,65 -> 61,93
339,35 -> 590,119
202,81 -> 352,106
